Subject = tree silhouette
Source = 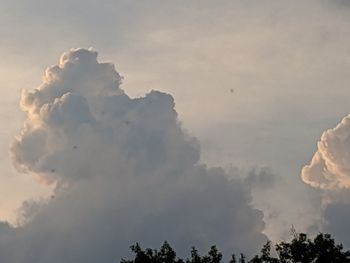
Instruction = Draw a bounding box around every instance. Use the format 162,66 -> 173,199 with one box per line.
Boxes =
251,233 -> 350,263
121,232 -> 350,263
121,241 -> 184,263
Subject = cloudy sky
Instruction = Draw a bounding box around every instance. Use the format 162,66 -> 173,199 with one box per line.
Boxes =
1,0 -> 350,261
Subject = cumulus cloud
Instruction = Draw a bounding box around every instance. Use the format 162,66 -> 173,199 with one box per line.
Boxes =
301,114 -> 350,250
3,48 -> 268,262
301,114 -> 350,189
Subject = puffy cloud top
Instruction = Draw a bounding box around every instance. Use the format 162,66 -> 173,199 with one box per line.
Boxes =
302,114 -> 350,189
3,48 -> 268,262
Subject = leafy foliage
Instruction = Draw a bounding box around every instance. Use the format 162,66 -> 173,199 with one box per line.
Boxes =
121,232 -> 350,263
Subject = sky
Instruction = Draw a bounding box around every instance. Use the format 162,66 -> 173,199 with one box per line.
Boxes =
1,0 -> 350,261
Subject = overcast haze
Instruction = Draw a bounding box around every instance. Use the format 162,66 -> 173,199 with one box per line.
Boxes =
1,0 -> 350,261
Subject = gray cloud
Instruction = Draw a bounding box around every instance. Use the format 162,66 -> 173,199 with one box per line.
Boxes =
321,187 -> 350,251
245,167 -> 279,190
324,200 -> 350,248
244,167 -> 323,242
3,48 -> 268,262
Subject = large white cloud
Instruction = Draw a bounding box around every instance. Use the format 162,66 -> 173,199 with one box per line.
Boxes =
3,48 -> 268,262
301,114 -> 350,189
301,113 -> 350,250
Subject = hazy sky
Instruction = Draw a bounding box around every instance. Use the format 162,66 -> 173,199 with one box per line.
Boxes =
1,0 -> 350,261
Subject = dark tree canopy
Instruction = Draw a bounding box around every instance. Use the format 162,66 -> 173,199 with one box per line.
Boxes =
121,232 -> 350,263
